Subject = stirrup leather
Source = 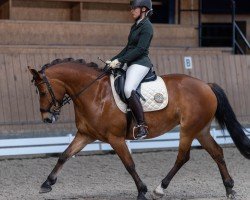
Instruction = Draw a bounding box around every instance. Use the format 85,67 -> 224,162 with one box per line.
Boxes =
133,124 -> 148,140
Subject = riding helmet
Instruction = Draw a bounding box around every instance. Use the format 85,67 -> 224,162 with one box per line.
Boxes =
130,0 -> 153,10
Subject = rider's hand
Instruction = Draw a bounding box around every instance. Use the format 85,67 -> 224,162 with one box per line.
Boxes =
109,59 -> 121,69
105,60 -> 112,65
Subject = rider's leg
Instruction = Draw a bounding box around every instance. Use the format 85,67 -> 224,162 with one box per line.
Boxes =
124,64 -> 150,139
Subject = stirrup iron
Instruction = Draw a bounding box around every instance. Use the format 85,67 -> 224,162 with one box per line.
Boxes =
133,124 -> 148,140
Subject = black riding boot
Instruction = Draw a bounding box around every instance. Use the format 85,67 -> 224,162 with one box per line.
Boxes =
128,90 -> 148,140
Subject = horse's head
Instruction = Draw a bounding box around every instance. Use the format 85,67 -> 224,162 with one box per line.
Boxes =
28,66 -> 66,123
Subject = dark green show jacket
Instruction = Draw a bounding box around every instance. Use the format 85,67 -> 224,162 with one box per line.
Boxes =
112,17 -> 153,68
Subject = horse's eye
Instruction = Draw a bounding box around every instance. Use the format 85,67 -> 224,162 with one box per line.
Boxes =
39,92 -> 46,97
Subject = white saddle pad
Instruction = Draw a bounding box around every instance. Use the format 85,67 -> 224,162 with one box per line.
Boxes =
110,75 -> 168,113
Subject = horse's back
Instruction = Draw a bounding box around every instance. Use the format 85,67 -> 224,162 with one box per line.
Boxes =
161,73 -> 214,95
161,73 -> 206,84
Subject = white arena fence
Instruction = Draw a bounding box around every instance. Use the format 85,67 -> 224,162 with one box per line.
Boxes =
0,128 -> 249,157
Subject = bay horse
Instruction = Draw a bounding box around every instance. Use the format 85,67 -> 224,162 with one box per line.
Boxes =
28,58 -> 250,200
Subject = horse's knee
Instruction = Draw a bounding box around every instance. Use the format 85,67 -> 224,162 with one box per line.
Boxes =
58,153 -> 69,164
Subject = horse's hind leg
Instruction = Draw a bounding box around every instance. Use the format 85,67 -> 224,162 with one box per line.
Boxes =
40,132 -> 95,193
109,136 -> 148,200
153,131 -> 194,199
196,129 -> 235,199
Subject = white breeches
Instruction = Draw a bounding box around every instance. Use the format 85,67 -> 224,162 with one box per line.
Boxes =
124,64 -> 150,98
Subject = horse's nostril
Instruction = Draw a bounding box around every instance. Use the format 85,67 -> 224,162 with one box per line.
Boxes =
43,118 -> 52,123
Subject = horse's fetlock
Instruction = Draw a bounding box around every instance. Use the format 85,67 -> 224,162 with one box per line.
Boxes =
161,180 -> 169,189
224,178 -> 234,188
141,184 -> 148,193
137,192 -> 147,200
48,176 -> 57,185
41,179 -> 51,189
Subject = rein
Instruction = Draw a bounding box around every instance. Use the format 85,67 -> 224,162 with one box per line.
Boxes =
59,68 -> 110,108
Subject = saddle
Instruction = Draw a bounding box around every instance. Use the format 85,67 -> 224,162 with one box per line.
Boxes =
109,65 -> 168,113
113,68 -> 157,103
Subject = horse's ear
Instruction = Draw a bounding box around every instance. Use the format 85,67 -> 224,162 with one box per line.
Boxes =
27,66 -> 42,81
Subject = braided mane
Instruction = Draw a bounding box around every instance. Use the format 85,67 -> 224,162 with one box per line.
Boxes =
39,58 -> 99,72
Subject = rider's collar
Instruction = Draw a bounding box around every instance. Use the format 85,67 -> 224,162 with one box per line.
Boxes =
136,18 -> 143,25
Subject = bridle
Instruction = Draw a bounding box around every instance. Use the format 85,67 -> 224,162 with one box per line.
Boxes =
33,67 -> 111,118
34,70 -> 65,116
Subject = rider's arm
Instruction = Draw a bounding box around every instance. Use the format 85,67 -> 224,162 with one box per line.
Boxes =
111,46 -> 128,61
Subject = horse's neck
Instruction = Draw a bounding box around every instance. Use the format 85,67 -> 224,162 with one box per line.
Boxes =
51,66 -> 107,108
49,65 -> 101,97
66,72 -> 99,98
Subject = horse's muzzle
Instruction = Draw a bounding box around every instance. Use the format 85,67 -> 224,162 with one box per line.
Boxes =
43,115 -> 58,123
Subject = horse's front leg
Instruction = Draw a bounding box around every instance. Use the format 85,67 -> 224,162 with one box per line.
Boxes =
40,132 -> 95,193
109,136 -> 148,200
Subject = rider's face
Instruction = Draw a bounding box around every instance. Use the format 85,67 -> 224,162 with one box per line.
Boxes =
131,7 -> 141,20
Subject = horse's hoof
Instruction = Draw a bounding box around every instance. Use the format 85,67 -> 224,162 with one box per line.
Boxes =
39,178 -> 54,194
152,184 -> 165,199
151,190 -> 165,200
39,185 -> 52,194
227,190 -> 236,199
137,192 -> 148,200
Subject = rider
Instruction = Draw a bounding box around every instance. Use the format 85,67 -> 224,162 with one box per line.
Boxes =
106,0 -> 154,139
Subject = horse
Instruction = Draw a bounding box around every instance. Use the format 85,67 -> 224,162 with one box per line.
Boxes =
28,58 -> 250,200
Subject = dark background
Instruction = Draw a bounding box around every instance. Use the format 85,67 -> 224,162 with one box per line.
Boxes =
202,0 -> 250,14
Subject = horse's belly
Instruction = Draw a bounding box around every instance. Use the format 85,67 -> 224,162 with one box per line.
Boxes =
126,118 -> 179,140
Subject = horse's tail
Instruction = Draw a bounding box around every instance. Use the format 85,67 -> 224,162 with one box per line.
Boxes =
209,83 -> 250,159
